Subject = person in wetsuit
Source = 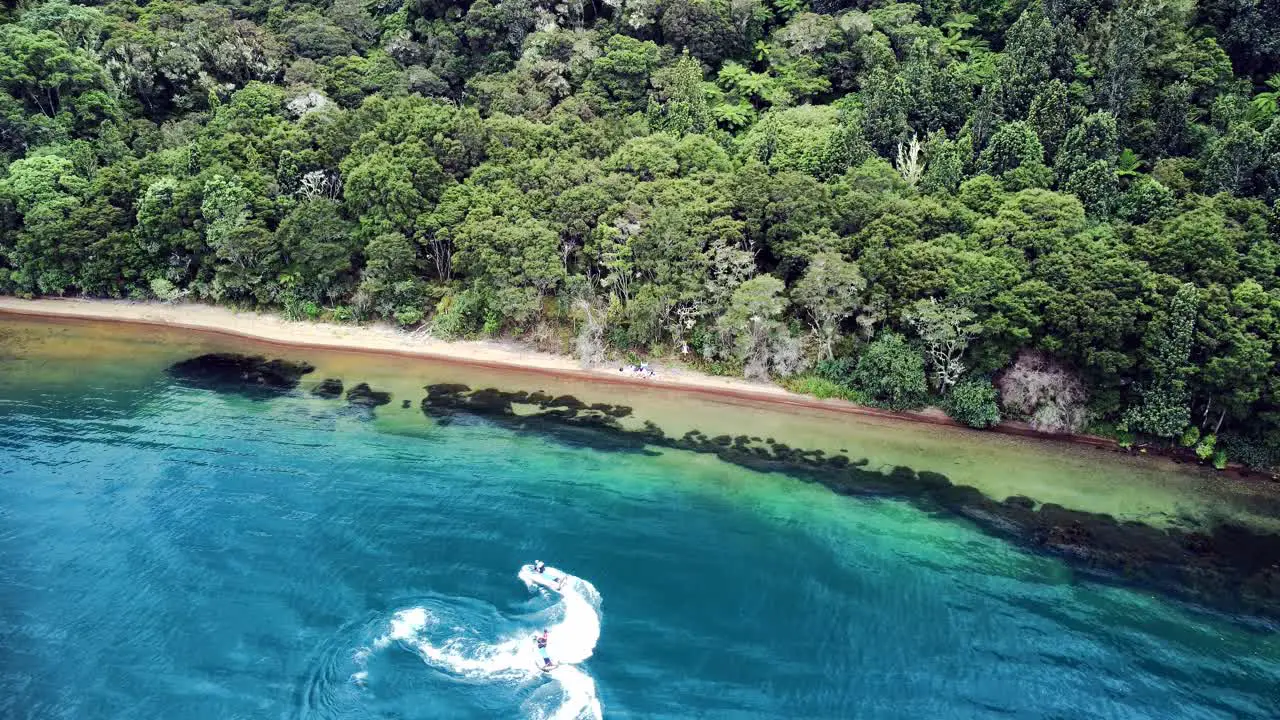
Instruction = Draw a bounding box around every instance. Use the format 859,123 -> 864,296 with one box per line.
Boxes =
532,560 -> 565,591
535,629 -> 552,668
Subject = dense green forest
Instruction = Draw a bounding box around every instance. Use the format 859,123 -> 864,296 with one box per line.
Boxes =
0,0 -> 1278,464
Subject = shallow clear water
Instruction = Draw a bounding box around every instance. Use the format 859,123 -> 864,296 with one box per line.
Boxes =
2,356 -> 1279,719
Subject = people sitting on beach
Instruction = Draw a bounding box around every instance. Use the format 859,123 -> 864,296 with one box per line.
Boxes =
617,363 -> 657,379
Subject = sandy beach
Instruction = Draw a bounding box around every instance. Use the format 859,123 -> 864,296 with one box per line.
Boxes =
0,296 -> 807,396
0,296 -> 1119,446
8,295 -> 1280,526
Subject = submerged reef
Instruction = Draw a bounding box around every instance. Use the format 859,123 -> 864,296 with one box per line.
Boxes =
423,383 -> 651,453
311,378 -> 344,398
163,356 -> 1280,623
167,353 -> 314,397
420,384 -> 1280,623
171,355 -> 394,414
346,383 -> 392,408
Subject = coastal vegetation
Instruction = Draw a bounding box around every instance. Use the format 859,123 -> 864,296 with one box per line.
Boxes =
0,0 -> 1278,466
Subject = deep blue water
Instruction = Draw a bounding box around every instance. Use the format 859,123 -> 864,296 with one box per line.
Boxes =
1,368 -> 1278,719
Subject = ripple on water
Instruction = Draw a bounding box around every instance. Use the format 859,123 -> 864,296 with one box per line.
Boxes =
4,329 -> 1280,720
297,569 -> 603,720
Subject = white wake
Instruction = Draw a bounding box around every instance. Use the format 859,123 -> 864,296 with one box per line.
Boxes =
355,565 -> 604,719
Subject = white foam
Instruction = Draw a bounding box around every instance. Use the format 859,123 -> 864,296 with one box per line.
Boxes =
520,564 -> 602,666
414,630 -> 530,679
548,588 -> 601,664
385,607 -> 429,645
351,607 -> 432,683
359,566 -> 604,718
545,665 -> 604,720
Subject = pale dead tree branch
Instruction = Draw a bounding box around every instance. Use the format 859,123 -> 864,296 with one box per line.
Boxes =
997,350 -> 1088,433
669,301 -> 702,355
574,296 -> 607,368
298,170 -> 342,200
905,297 -> 978,392
895,132 -> 924,187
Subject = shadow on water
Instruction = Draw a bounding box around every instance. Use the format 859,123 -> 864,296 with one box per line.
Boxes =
168,353 -> 1280,628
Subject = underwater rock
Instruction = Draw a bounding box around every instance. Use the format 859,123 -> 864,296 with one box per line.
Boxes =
423,384 -> 480,414
311,378 -> 344,399
548,395 -> 586,410
420,385 -> 651,453
401,399 -> 411,409
346,383 -> 392,407
589,403 -> 633,418
167,353 -> 314,397
469,388 -> 519,414
427,383 -> 471,396
1004,495 -> 1036,509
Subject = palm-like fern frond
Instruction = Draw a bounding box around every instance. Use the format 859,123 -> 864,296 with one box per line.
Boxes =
1247,74 -> 1280,121
1117,149 -> 1142,176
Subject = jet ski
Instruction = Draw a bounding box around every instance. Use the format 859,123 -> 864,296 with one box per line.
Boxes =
527,561 -> 567,592
529,570 -> 566,592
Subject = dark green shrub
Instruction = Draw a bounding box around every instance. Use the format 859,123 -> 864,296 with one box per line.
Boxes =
1195,433 -> 1216,461
944,378 -> 1002,428
851,332 -> 927,410
432,289 -> 487,338
395,307 -> 425,326
1179,425 -> 1200,448
815,357 -> 856,385
1218,433 -> 1280,471
1212,449 -> 1228,470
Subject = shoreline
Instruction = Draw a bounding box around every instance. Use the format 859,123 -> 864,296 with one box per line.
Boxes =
8,298 -> 1280,623
0,296 -> 1174,455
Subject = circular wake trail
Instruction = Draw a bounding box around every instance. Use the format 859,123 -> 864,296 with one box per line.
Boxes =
353,565 -> 604,719
518,564 -> 602,665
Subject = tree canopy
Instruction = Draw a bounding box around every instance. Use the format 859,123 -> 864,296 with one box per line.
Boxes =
2,0 -> 1280,467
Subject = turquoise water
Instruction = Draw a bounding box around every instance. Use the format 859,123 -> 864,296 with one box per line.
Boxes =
2,366 -> 1279,719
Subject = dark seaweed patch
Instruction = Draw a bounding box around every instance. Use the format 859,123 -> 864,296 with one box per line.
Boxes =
417,383 -> 1280,624
421,385 -> 655,453
167,353 -> 314,398
1005,495 -> 1036,510
346,383 -> 391,407
311,378 -> 344,399
426,383 -> 471,397
548,395 -> 585,410
590,403 -> 633,418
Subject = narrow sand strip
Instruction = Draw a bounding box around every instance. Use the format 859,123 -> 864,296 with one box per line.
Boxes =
0,296 -> 1109,447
